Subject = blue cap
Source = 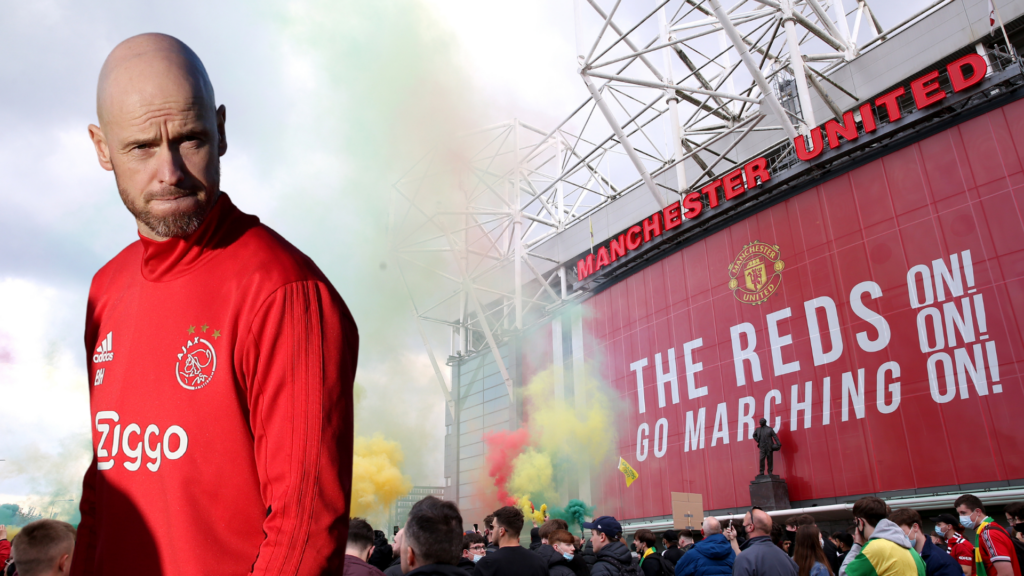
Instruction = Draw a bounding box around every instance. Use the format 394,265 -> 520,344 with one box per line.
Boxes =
582,516 -> 622,538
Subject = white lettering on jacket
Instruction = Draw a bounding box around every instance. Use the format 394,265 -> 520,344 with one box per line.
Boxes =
95,411 -> 188,472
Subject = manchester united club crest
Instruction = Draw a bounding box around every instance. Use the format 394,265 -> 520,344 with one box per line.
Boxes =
176,323 -> 222,390
728,242 -> 784,305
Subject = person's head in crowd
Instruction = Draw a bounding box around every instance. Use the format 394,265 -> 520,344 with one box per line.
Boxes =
392,528 -> 404,558
831,531 -> 853,552
888,508 -> 926,552
793,525 -> 834,576
852,497 -> 890,541
550,529 -> 577,561
1004,502 -> 1024,539
345,518 -> 376,563
633,529 -> 656,555
491,506 -> 525,547
10,519 -> 77,576
930,513 -> 964,540
462,532 -> 487,563
401,495 -> 463,573
744,508 -> 772,540
678,529 -> 695,546
770,522 -> 787,550
703,516 -> 723,537
929,533 -> 947,549
662,529 -> 679,550
483,514 -> 495,541
953,494 -> 987,530
539,519 -> 569,545
794,514 -> 816,527
583,515 -> 622,553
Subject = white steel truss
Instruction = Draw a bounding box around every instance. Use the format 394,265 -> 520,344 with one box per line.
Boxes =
391,0 -> 950,408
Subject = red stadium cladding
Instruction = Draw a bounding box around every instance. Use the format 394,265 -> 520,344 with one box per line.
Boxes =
572,98 -> 1024,517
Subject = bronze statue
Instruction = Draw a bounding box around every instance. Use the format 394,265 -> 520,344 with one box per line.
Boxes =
752,418 -> 781,476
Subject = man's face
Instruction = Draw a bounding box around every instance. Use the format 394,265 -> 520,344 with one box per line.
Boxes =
554,541 -> 574,556
632,538 -> 642,552
743,513 -> 754,534
90,50 -> 226,240
955,505 -> 982,526
464,543 -> 486,560
898,523 -> 920,542
1006,513 -> 1020,526
591,530 -> 607,552
937,522 -> 950,535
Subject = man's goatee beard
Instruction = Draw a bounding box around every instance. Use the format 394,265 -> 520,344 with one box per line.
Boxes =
118,183 -> 219,239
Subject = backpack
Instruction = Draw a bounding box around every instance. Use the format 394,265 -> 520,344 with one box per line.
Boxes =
600,555 -> 640,576
646,553 -> 675,576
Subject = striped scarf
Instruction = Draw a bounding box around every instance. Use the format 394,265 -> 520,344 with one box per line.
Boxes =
975,516 -> 996,576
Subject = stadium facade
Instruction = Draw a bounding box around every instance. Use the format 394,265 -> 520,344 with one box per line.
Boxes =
394,0 -> 1024,532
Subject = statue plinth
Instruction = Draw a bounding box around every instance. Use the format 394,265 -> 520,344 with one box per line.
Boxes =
749,475 -> 790,511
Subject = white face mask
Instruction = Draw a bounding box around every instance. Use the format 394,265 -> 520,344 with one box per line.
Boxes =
563,553 -> 574,561
472,554 -> 483,563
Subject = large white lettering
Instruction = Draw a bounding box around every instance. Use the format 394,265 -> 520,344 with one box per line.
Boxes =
805,297 -> 843,366
730,323 -> 762,386
767,308 -> 800,376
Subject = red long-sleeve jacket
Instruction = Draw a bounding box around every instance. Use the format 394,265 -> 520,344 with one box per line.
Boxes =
71,193 -> 358,575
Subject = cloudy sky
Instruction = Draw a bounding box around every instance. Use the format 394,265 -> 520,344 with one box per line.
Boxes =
0,0 -> 936,518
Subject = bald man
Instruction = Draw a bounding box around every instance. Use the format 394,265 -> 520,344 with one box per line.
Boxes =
74,33 -> 359,576
732,510 -> 798,576
674,517 -> 735,576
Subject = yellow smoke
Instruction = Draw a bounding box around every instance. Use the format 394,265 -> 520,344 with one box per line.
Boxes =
351,434 -> 413,523
504,365 -> 617,508
523,366 -> 616,467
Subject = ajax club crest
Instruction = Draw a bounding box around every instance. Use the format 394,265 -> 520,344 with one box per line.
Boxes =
176,335 -> 217,390
728,241 -> 784,305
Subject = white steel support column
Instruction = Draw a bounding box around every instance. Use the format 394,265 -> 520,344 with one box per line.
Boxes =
658,6 -> 688,196
582,75 -> 667,208
552,316 -> 568,504
708,0 -> 799,140
571,307 -> 591,504
781,0 -> 816,131
832,0 -> 855,57
514,120 -> 524,330
557,138 -> 566,230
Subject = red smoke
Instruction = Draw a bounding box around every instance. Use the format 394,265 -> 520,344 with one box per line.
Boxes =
483,428 -> 530,506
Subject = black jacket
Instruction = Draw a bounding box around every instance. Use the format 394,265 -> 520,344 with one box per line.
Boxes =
536,543 -> 576,576
590,542 -> 638,576
384,557 -> 404,576
582,540 -> 598,570
407,563 -> 473,576
662,546 -> 683,567
472,545 -> 550,576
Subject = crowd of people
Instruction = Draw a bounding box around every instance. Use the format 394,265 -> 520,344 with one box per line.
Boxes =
0,493 -> 1021,575
340,493 -> 1024,576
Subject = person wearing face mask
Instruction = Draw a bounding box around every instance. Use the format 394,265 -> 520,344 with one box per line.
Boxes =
460,533 -> 488,572
1003,503 -> 1024,546
930,514 -> 974,576
889,509 -> 962,576
954,494 -> 1022,576
344,518 -> 387,576
839,497 -> 924,576
536,530 -> 581,576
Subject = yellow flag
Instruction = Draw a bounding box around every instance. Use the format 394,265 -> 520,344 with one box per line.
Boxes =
618,457 -> 639,487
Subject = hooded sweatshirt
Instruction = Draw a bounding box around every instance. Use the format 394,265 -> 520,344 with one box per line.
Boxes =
841,519 -> 925,576
674,534 -> 735,576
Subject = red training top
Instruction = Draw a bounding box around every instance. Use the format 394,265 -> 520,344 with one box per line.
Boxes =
71,193 -> 358,576
977,522 -> 1021,576
947,532 -> 975,576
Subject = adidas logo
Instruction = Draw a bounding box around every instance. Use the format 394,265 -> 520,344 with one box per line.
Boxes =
93,331 -> 114,363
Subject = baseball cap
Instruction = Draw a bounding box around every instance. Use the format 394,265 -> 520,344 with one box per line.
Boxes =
583,515 -> 622,539
929,513 -> 958,525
